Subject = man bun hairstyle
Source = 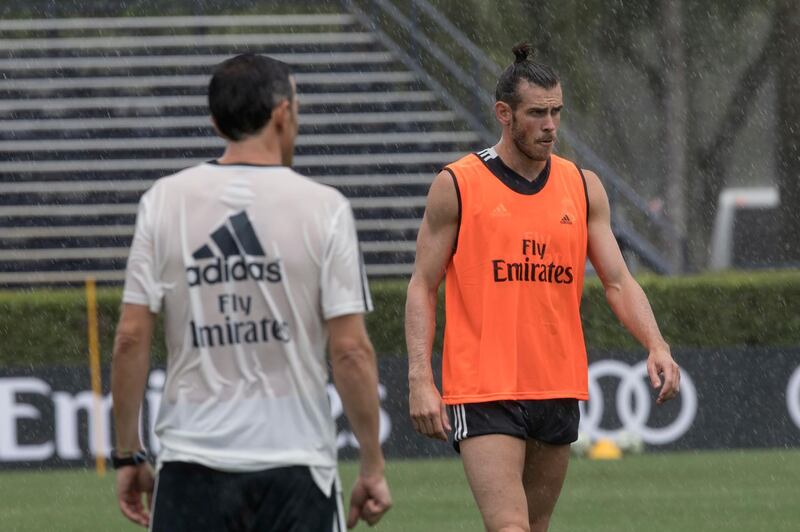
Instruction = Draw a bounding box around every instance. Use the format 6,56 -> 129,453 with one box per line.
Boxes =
209,53 -> 292,141
495,41 -> 560,109
512,41 -> 532,63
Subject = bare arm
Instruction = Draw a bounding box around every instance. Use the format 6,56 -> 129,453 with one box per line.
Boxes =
111,303 -> 156,527
405,170 -> 459,440
329,313 -> 382,475
328,313 -> 391,527
585,169 -> 680,404
112,303 -> 154,451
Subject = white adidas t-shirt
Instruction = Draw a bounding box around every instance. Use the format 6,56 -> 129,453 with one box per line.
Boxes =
122,162 -> 372,495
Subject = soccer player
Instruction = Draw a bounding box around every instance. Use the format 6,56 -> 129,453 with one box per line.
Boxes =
111,53 -> 391,531
406,43 -> 680,532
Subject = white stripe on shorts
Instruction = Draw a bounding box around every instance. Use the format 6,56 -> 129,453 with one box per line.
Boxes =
453,404 -> 468,441
148,471 -> 161,532
456,404 -> 464,440
333,474 -> 346,532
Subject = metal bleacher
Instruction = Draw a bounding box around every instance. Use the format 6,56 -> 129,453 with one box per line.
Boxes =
0,14 -> 481,285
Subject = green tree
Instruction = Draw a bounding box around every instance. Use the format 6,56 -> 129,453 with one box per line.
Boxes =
527,0 -> 780,271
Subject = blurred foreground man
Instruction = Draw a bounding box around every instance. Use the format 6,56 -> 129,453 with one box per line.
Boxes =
406,43 -> 680,532
111,53 -> 391,531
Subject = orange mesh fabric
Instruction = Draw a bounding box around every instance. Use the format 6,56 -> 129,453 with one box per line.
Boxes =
442,152 -> 589,404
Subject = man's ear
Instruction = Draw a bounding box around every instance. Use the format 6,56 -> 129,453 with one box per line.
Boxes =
272,99 -> 291,133
495,101 -> 513,126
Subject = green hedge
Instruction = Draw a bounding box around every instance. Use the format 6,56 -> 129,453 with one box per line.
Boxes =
1,271 -> 799,367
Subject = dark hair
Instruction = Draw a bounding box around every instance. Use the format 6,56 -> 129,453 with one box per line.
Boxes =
494,42 -> 560,109
208,53 -> 293,141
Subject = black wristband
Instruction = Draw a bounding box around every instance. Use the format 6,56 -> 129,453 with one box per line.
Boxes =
110,449 -> 148,469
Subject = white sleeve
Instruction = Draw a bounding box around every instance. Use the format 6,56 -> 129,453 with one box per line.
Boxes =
122,189 -> 166,313
321,202 -> 373,319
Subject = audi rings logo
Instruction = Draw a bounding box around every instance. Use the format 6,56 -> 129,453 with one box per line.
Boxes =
787,366 -> 800,430
579,360 -> 698,445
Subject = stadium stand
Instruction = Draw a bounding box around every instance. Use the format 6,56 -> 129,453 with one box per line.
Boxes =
0,14 -> 481,285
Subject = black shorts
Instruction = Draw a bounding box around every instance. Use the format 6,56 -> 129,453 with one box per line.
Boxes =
448,399 -> 580,452
150,462 -> 345,532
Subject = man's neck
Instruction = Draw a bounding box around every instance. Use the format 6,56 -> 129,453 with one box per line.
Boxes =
493,138 -> 548,182
217,136 -> 284,166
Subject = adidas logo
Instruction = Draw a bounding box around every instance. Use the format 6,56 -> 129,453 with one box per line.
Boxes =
491,203 -> 511,217
186,211 -> 282,287
192,211 -> 264,259
560,214 -> 572,224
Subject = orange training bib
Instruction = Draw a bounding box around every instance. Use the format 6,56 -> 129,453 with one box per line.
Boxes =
442,148 -> 589,404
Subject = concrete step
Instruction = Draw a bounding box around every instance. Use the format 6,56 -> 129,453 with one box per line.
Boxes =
0,91 -> 439,114
0,111 -> 459,133
0,32 -> 377,52
0,71 -> 419,92
0,52 -> 396,72
0,14 -> 358,32
0,131 -> 477,152
0,152 -> 464,174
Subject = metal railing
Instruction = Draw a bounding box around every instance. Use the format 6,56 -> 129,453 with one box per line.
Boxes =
342,0 -> 682,274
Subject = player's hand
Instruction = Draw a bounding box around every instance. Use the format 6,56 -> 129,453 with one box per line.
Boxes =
116,464 -> 155,527
409,378 -> 451,441
647,345 -> 680,405
347,473 -> 392,528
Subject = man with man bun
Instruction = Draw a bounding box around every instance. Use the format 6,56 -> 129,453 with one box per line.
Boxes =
406,43 -> 680,532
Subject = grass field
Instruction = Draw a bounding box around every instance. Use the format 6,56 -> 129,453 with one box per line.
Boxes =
1,449 -> 798,531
